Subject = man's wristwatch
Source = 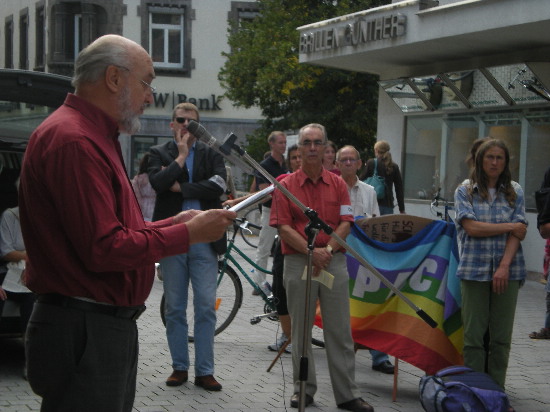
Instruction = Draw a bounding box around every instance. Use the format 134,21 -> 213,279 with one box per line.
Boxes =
326,245 -> 334,255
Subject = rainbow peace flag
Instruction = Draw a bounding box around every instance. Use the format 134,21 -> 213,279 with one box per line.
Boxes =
324,219 -> 462,375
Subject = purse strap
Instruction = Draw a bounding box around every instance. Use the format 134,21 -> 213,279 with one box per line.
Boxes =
373,158 -> 379,177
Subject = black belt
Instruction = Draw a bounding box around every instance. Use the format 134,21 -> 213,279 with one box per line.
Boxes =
37,294 -> 146,321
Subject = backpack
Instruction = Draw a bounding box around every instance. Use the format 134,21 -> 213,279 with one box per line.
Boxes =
419,365 -> 511,412
364,158 -> 386,200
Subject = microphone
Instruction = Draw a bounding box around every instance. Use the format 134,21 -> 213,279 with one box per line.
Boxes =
187,120 -> 254,174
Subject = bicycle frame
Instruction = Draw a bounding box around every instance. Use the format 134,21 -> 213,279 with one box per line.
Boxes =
219,220 -> 275,310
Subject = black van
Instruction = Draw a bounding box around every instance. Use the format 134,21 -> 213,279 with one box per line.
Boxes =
0,69 -> 72,336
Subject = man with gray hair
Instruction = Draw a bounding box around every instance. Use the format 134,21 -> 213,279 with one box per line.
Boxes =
336,145 -> 395,375
19,34 -> 234,412
270,124 -> 374,411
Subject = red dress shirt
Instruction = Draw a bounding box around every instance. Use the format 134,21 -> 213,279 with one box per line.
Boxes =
19,94 -> 189,306
269,168 -> 353,255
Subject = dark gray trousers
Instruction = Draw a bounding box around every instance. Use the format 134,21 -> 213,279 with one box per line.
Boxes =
26,301 -> 139,412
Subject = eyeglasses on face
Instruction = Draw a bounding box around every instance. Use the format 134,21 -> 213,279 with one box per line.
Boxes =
114,65 -> 156,94
299,139 -> 325,147
338,158 -> 359,163
175,117 -> 197,124
139,79 -> 156,94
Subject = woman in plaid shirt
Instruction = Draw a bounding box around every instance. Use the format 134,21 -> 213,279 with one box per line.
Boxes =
454,139 -> 527,390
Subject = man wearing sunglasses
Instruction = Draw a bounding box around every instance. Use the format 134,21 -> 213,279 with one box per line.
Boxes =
148,103 -> 227,392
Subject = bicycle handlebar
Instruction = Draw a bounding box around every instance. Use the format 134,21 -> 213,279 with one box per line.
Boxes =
234,217 -> 262,231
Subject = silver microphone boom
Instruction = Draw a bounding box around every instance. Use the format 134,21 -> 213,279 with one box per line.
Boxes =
187,120 -> 254,174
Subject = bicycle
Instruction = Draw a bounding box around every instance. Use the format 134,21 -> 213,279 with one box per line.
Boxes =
159,217 -> 325,347
430,188 -> 454,222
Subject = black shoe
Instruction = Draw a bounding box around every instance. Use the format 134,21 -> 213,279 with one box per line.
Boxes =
337,398 -> 374,412
290,393 -> 313,408
372,359 -> 394,374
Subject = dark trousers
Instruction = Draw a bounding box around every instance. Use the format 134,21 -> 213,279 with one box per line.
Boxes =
26,302 -> 139,412
271,240 -> 288,316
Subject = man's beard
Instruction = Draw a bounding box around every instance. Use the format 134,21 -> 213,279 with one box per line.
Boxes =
118,87 -> 141,135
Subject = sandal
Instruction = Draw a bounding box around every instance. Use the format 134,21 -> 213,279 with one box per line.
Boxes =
528,327 -> 550,339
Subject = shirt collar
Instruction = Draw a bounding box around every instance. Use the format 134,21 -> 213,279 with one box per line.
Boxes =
296,167 -> 331,187
64,93 -> 119,142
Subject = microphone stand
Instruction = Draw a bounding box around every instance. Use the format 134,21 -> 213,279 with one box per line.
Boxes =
299,222 -> 318,412
189,122 -> 438,410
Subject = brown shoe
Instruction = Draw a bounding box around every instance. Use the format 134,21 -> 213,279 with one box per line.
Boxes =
166,370 -> 188,387
195,374 -> 222,391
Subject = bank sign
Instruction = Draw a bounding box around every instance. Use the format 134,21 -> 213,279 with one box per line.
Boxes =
152,92 -> 222,111
300,13 -> 406,54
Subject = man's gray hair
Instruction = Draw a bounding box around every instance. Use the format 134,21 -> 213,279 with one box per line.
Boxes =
72,35 -> 132,89
298,123 -> 327,143
336,145 -> 360,161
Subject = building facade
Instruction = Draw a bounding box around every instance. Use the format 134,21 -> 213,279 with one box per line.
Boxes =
1,0 -> 263,188
298,0 -> 550,273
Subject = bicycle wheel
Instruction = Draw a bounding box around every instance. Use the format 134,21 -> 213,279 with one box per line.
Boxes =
239,206 -> 261,248
160,260 -> 243,342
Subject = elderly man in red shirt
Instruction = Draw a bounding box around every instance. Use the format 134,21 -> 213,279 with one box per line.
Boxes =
18,34 -> 234,412
270,123 -> 374,412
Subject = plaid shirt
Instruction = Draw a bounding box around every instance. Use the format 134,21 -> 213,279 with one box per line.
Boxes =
454,181 -> 527,282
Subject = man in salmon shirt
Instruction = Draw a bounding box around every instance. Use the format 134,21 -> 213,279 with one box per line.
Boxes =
270,123 -> 374,412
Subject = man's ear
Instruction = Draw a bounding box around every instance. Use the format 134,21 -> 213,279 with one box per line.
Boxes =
105,65 -> 123,93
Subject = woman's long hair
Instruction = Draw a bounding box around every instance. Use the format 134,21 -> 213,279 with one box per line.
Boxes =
375,140 -> 393,175
468,139 -> 516,206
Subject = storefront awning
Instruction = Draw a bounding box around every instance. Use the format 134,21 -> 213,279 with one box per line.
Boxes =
297,0 -> 550,80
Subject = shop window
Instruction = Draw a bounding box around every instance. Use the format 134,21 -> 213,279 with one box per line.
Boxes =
5,17 -> 13,69
404,116 -> 442,201
142,2 -> 192,75
404,109 -> 550,210
524,112 -> 550,208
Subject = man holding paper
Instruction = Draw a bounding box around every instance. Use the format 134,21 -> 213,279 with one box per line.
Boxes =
270,124 -> 374,412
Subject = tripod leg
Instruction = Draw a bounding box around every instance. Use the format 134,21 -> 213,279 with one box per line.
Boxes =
266,339 -> 290,372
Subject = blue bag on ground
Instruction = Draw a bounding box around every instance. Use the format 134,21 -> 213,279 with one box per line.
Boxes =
419,365 -> 511,412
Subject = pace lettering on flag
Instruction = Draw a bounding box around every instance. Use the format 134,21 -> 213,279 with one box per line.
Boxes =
316,219 -> 463,375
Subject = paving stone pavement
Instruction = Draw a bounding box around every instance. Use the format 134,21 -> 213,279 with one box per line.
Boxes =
1,235 -> 550,411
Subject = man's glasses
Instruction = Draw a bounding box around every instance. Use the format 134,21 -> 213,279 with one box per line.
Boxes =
139,79 -> 156,94
114,65 -> 156,93
175,117 -> 197,124
338,158 -> 359,163
299,139 -> 325,147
